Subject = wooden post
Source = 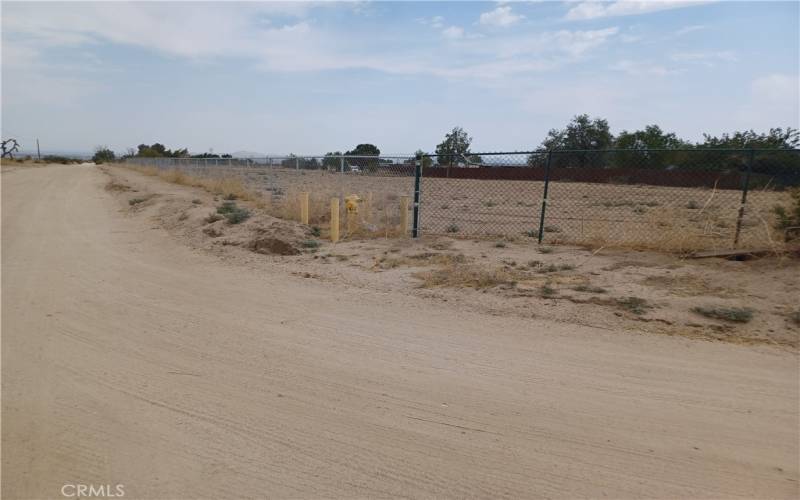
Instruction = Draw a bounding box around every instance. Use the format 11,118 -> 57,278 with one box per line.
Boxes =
299,192 -> 309,224
400,196 -> 410,236
330,198 -> 340,243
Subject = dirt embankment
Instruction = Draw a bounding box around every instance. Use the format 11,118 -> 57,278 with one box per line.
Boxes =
105,165 -> 800,348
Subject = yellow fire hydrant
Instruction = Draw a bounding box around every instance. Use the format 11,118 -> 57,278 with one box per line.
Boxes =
344,194 -> 361,234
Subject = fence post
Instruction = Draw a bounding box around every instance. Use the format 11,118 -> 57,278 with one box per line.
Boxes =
412,155 -> 423,238
330,198 -> 340,243
295,157 -> 299,170
537,151 -> 553,244
733,149 -> 754,247
299,192 -> 309,224
340,156 -> 344,174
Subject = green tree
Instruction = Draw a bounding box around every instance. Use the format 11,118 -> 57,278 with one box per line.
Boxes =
531,114 -> 613,167
435,127 -> 472,166
415,150 -> 433,168
614,125 -> 690,168
698,128 -> 799,149
92,146 -> 116,164
345,144 -> 381,171
323,151 -> 343,170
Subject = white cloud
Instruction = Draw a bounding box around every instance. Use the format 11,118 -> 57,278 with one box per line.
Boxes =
670,51 -> 737,63
479,6 -> 525,27
737,74 -> 800,128
611,60 -> 678,77
442,26 -> 465,39
565,1 -> 705,21
674,24 -> 706,36
418,16 -> 445,29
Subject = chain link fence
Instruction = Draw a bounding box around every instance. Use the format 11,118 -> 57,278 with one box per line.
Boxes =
419,149 -> 800,252
124,149 -> 799,251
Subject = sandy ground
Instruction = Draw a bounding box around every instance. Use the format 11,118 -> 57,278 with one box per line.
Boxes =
2,164 -> 799,499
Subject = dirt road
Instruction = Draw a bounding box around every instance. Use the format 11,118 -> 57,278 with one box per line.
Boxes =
2,164 -> 798,499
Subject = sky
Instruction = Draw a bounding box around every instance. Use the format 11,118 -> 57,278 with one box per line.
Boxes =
1,1 -> 799,156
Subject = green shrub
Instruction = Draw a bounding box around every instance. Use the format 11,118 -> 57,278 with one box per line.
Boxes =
213,201 -> 250,224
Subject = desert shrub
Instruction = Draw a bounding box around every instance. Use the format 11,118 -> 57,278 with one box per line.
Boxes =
686,200 -> 700,209
192,199 -> 202,204
43,155 -> 80,164
524,229 -> 538,238
204,213 -> 223,223
539,284 -> 557,297
543,225 -> 561,233
301,239 -> 320,249
573,284 -> 607,294
92,147 -> 116,164
691,306 -> 753,323
789,310 -> 800,326
616,296 -> 651,315
445,224 -> 460,233
310,226 -> 321,237
494,241 -> 506,248
214,201 -> 250,224
417,263 -> 516,289
128,197 -> 147,206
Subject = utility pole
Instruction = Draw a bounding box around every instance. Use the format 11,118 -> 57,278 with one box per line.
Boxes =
36,138 -> 41,160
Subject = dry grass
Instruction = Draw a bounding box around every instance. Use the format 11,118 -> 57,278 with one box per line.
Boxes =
375,252 -> 467,269
129,166 -> 266,208
415,262 -> 520,289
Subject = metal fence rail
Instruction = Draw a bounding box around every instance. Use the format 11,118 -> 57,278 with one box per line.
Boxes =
124,148 -> 800,251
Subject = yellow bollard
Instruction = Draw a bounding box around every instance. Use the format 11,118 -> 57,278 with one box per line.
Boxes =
330,198 -> 339,243
299,192 -> 309,224
400,196 -> 410,236
345,194 -> 360,236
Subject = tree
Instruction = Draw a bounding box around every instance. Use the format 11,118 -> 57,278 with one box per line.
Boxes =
1,138 -> 20,159
415,150 -> 433,168
134,143 -> 188,158
698,128 -> 799,149
538,114 -> 613,168
323,151 -> 343,170
345,144 -> 381,171
345,143 -> 380,156
92,146 -> 116,164
435,127 -> 472,166
613,125 -> 690,168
